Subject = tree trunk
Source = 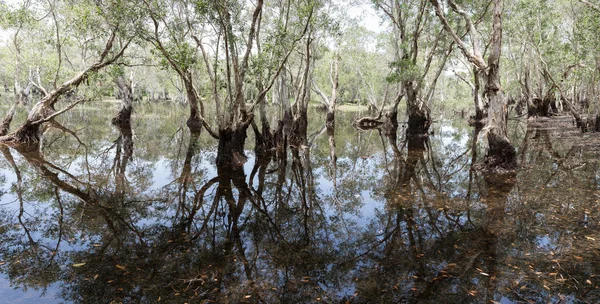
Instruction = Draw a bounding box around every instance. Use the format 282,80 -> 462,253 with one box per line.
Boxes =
184,77 -> 203,133
473,68 -> 485,121
483,76 -> 516,170
405,82 -> 430,137
483,0 -> 516,171
216,125 -> 249,169
112,76 -> 133,128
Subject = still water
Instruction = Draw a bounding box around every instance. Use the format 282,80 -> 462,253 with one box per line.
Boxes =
0,101 -> 599,303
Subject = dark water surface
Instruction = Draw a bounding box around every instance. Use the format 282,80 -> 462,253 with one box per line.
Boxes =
0,101 -> 599,303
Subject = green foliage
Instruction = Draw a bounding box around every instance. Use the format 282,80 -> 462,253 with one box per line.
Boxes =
386,58 -> 420,83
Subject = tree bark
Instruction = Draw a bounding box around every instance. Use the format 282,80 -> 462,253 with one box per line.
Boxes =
481,0 -> 516,170
431,0 -> 516,171
112,75 -> 134,128
216,126 -> 250,169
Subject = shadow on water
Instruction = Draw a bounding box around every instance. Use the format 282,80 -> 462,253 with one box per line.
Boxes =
0,103 -> 599,303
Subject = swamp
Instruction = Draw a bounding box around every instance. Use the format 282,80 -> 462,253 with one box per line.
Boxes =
1,0 -> 600,303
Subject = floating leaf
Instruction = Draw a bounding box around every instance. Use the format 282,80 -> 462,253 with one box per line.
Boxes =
73,263 -> 86,267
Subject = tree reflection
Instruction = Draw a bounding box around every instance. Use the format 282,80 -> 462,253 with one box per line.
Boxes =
1,115 -> 600,303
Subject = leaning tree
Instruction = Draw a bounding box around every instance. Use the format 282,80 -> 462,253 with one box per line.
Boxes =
0,0 -> 140,144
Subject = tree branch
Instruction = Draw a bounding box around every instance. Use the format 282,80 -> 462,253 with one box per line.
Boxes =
579,0 -> 600,12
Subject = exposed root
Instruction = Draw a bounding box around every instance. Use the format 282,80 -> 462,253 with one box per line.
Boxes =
477,132 -> 517,173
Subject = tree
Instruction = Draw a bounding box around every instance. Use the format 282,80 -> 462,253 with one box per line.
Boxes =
0,0 -> 139,144
353,0 -> 453,136
430,0 -> 516,170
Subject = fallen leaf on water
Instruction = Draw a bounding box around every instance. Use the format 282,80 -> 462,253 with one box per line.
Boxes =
73,263 -> 86,267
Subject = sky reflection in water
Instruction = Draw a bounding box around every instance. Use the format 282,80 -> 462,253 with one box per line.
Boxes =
0,102 -> 599,303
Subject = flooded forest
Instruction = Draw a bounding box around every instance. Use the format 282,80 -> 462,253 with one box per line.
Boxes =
1,0 -> 600,303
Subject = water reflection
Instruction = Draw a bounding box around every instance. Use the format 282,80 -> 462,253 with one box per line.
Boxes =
0,104 -> 599,303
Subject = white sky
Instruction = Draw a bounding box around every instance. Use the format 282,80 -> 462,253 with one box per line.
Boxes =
348,3 -> 387,34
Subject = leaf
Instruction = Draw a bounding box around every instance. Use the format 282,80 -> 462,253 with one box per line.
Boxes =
116,264 -> 126,270
586,280 -> 592,284
586,236 -> 596,241
480,272 -> 490,276
73,263 -> 87,267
